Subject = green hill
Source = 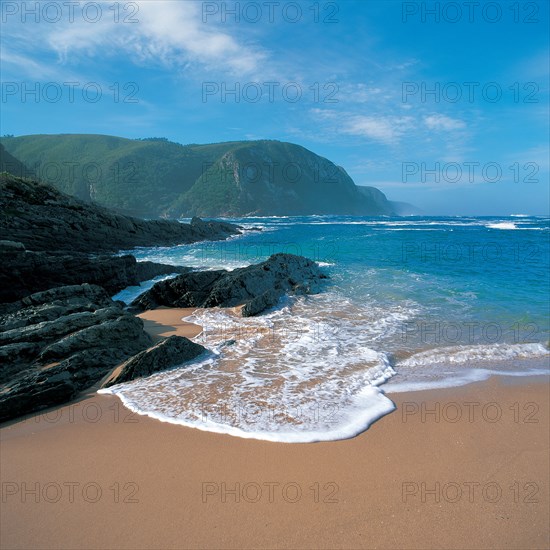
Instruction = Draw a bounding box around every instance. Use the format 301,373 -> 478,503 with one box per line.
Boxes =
0,143 -> 30,176
1,134 -> 395,218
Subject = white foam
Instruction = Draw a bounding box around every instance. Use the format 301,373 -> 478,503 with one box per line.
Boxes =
98,296 -> 407,442
111,274 -> 179,304
99,297 -> 549,440
384,343 -> 550,393
486,222 -> 517,229
101,383 -> 396,443
396,342 -> 549,367
384,367 -> 549,394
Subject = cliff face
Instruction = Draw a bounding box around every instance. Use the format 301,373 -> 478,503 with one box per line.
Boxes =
1,135 -> 395,217
174,142 -> 392,216
356,186 -> 395,215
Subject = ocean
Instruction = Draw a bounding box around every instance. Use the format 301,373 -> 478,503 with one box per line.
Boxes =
100,215 -> 550,442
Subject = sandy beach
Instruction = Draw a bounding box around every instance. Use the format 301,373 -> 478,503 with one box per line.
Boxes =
136,308 -> 203,341
1,309 -> 548,550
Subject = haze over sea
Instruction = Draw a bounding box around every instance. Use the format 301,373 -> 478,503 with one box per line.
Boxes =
103,215 -> 550,442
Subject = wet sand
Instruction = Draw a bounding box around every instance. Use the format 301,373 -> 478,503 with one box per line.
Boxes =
137,307 -> 203,341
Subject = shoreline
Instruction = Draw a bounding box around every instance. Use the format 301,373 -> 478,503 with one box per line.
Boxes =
1,375 -> 548,549
119,306 -> 549,443
2,307 -> 548,548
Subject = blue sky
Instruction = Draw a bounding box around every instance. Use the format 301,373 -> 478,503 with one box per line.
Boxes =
1,0 -> 548,215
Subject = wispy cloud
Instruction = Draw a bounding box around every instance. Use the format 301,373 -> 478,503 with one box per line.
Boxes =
424,114 -> 466,131
310,107 -> 465,146
1,0 -> 269,79
341,114 -> 414,143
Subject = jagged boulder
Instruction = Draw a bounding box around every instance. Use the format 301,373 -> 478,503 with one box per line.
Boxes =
103,335 -> 206,387
129,270 -> 225,310
130,253 -> 327,316
0,284 -> 152,422
241,288 -> 283,317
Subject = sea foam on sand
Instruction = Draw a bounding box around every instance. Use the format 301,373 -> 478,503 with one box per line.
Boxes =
100,300 -> 398,443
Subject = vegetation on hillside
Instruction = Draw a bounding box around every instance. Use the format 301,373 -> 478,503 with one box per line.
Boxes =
1,134 -> 395,218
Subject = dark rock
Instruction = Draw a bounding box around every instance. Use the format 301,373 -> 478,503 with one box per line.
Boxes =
0,284 -> 114,325
131,253 -> 327,316
0,284 -> 152,423
0,247 -> 191,303
0,173 -> 242,303
0,240 -> 25,253
0,307 -> 123,346
0,173 -> 242,254
190,216 -> 240,239
220,339 -> 236,347
135,261 -> 190,282
103,335 -> 206,387
0,250 -> 135,303
129,270 -> 225,311
242,289 -> 283,317
39,315 -> 150,363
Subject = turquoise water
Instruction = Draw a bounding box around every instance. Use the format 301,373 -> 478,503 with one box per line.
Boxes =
104,216 -> 550,441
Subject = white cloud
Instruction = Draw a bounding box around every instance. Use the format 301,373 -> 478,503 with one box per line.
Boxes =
0,48 -> 75,80
339,84 -> 385,103
309,109 -> 415,144
342,115 -> 414,143
1,0 -> 268,78
424,114 -> 466,131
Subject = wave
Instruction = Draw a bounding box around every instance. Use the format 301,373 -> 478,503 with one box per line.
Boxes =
101,383 -> 396,443
99,296 -> 411,442
100,215 -> 549,441
385,343 -> 549,393
486,222 -> 518,229
99,293 -> 549,441
100,336 -> 549,440
383,366 -> 549,394
396,342 -> 548,367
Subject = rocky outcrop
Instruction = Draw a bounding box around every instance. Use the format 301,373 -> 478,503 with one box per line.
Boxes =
0,284 -> 152,422
0,241 -> 189,303
103,336 -> 206,387
0,173 -> 241,254
0,174 -> 260,424
130,253 -> 327,315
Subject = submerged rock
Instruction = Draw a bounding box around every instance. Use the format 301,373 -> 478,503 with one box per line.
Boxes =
103,335 -> 206,388
130,253 -> 328,316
